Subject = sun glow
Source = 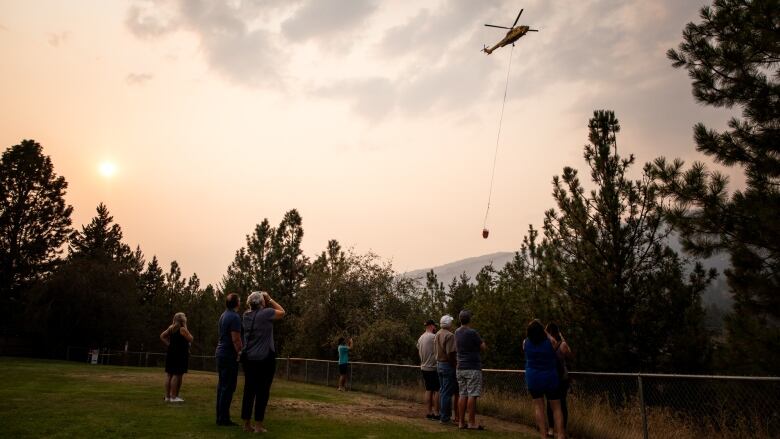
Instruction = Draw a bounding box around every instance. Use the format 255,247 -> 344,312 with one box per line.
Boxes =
99,161 -> 117,178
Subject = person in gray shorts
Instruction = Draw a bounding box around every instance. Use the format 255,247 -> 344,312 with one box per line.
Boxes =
455,309 -> 487,430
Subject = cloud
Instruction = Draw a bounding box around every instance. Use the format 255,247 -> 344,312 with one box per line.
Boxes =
281,0 -> 379,43
123,0 -> 711,136
125,0 -> 179,39
126,73 -> 154,85
315,77 -> 396,122
47,31 -> 69,47
378,0 -> 500,59
125,0 -> 289,87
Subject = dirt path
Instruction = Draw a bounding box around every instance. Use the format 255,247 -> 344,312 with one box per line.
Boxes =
272,390 -> 538,435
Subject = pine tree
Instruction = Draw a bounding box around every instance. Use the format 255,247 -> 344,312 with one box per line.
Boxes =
545,110 -> 713,372
422,270 -> 446,318
140,256 -> 165,304
69,203 -> 134,268
0,140 -> 73,305
272,209 -> 307,305
446,272 -> 475,318
652,0 -> 779,374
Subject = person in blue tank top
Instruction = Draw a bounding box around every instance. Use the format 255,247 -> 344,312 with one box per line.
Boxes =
337,337 -> 352,391
523,319 -> 565,439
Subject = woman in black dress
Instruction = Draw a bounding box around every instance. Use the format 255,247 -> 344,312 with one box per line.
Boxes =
160,312 -> 193,402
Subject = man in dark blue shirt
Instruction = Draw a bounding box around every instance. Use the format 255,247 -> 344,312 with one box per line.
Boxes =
455,309 -> 486,430
215,293 -> 243,426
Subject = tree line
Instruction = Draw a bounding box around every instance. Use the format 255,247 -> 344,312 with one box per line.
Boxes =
0,0 -> 776,375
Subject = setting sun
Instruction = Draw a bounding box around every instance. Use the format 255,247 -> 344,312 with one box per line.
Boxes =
98,161 -> 117,178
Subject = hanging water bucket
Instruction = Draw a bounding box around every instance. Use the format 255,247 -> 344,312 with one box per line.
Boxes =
482,228 -> 490,239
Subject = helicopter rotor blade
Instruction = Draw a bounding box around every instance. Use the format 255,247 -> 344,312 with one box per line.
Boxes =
512,9 -> 524,27
485,24 -> 512,29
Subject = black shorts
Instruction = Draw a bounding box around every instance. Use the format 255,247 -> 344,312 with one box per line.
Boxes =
529,386 -> 562,400
339,363 -> 350,375
422,370 -> 440,391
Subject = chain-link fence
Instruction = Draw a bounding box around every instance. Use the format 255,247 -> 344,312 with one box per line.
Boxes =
62,348 -> 779,439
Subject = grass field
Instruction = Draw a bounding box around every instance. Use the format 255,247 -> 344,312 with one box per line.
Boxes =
0,358 -> 536,438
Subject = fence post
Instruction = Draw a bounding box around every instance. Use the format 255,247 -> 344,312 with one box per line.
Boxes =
326,361 -> 330,387
286,357 -> 290,381
386,365 -> 390,398
145,352 -> 149,367
638,374 -> 649,439
305,359 -> 308,384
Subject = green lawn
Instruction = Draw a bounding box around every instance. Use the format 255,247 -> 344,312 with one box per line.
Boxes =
0,357 -> 534,438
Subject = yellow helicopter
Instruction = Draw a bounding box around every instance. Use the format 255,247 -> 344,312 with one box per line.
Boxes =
482,9 -> 538,55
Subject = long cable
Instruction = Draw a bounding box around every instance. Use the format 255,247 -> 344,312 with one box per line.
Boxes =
483,44 -> 515,229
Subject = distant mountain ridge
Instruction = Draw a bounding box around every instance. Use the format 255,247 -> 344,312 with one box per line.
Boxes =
403,249 -> 732,309
402,251 -> 515,285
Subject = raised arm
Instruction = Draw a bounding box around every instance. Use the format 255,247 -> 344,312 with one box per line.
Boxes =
262,292 -> 286,320
160,327 -> 171,346
180,326 -> 194,343
559,333 -> 574,360
546,331 -> 560,350
347,338 -> 353,349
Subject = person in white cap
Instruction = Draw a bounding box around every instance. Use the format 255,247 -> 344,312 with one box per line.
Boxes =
434,314 -> 460,425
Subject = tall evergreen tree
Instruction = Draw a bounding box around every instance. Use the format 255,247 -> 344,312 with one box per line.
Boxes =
272,209 -> 307,305
0,140 -> 72,306
69,203 -> 136,269
139,256 -> 165,305
544,110 -> 713,372
221,210 -> 308,354
421,270 -> 446,318
652,0 -> 779,374
29,203 -> 143,351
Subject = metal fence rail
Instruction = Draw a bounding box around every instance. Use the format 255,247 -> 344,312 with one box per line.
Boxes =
62,347 -> 780,439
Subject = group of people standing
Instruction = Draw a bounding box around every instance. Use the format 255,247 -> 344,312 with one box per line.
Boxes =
416,310 -> 486,430
162,297 -> 569,437
160,291 -> 285,434
215,291 -> 285,433
417,312 -> 572,439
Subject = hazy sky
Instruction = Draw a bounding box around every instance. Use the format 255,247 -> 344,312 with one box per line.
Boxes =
0,0 -> 737,286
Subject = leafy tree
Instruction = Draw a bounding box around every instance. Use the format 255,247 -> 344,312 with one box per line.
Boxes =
288,240 -> 350,358
544,110 -> 713,372
652,0 -> 780,374
0,140 -> 72,308
289,240 -> 419,363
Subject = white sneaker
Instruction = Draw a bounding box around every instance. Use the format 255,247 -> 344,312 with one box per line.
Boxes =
170,397 -> 184,403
